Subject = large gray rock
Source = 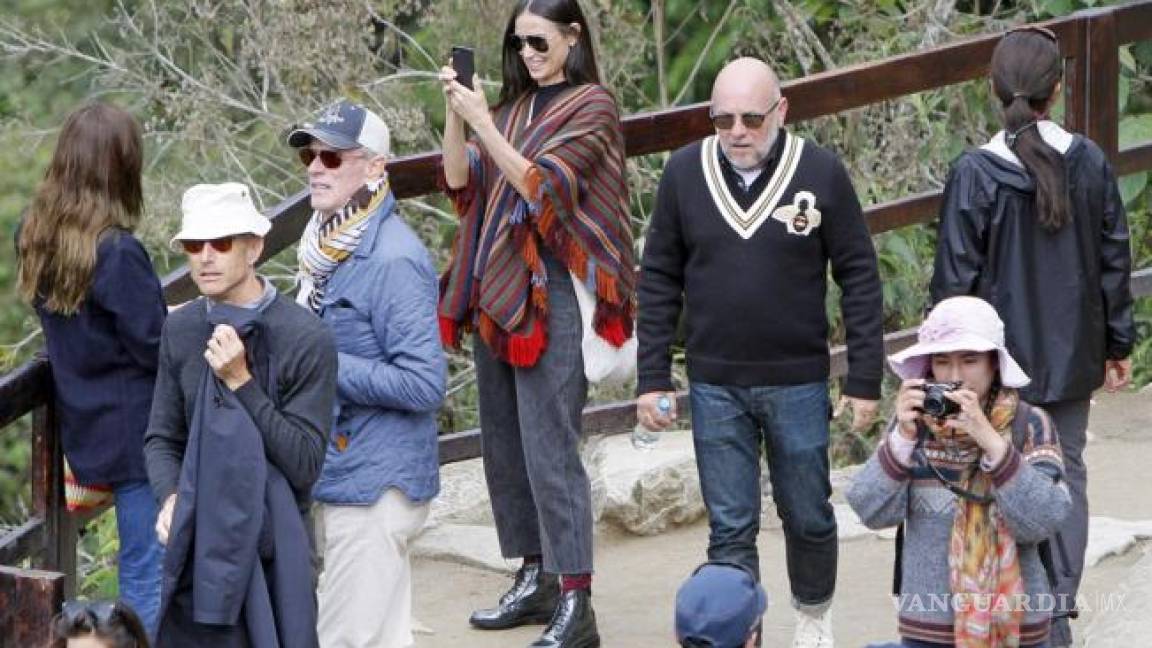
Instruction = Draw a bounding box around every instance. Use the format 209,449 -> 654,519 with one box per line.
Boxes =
1084,516 -> 1152,568
835,503 -> 897,541
412,523 -> 515,574
1083,544 -> 1152,647
428,457 -> 493,526
585,430 -> 707,536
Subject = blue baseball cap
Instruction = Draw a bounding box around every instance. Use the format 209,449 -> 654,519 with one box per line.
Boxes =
287,99 -> 390,157
675,563 -> 767,648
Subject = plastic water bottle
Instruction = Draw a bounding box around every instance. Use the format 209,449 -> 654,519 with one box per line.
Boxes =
632,394 -> 672,451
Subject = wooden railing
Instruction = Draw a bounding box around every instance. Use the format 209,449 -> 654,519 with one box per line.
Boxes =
3,2 -> 1152,642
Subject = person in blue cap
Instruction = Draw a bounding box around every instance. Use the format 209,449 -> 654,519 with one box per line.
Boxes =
675,562 -> 768,648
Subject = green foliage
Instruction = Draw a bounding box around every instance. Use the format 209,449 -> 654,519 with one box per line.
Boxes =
77,509 -> 121,599
0,0 -> 1149,573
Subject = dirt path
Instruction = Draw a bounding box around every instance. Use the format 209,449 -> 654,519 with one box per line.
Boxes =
410,391 -> 1152,647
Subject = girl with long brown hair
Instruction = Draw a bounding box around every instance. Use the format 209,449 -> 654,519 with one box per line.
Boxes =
18,102 -> 164,636
929,27 -> 1136,647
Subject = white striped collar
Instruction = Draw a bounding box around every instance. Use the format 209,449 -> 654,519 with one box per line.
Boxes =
701,132 -> 805,240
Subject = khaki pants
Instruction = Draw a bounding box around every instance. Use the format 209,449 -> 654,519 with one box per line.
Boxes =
317,489 -> 430,648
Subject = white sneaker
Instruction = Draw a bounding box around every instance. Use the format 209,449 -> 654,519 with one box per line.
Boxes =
792,607 -> 834,648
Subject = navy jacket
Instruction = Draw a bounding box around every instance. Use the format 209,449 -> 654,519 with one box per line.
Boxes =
156,303 -> 318,648
311,195 -> 446,505
35,229 -> 166,485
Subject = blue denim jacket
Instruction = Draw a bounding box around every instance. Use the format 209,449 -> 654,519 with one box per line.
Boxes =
311,194 -> 447,505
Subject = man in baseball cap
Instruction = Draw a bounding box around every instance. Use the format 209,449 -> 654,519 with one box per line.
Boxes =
289,99 -> 447,647
675,562 -> 768,648
287,100 -> 391,218
146,182 -> 336,646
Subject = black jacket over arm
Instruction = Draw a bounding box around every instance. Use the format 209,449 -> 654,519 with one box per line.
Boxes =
930,136 -> 1135,403
144,293 -> 336,511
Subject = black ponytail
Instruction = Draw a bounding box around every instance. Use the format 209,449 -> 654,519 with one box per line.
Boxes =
990,29 -> 1071,230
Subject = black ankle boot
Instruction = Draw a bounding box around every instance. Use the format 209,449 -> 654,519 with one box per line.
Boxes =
528,589 -> 600,648
469,562 -> 559,630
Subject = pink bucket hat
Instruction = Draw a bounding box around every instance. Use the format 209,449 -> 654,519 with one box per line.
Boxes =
888,296 -> 1030,388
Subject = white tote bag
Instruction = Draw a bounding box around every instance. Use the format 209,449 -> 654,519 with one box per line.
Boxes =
570,271 -> 637,385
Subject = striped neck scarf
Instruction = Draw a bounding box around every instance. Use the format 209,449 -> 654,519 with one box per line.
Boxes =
297,179 -> 391,313
925,388 -> 1025,648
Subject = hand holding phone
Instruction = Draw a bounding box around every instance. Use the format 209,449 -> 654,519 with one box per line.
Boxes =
451,46 -> 475,91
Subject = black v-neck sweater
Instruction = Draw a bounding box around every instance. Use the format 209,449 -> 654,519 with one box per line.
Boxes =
636,131 -> 884,399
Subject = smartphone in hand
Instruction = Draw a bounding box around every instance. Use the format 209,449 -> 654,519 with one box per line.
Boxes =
451,46 -> 475,90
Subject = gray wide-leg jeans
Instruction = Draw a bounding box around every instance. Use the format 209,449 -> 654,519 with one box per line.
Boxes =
473,256 -> 592,574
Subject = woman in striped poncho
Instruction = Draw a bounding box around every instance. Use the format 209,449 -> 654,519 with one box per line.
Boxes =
439,1 -> 634,646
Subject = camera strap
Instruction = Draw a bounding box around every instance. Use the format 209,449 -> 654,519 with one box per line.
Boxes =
913,422 -> 995,505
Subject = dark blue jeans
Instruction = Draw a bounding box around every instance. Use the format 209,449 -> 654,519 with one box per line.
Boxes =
690,380 -> 836,606
113,479 -> 162,636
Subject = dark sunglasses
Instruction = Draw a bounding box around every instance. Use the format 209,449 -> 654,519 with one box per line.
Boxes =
61,599 -> 118,626
1009,24 -> 1058,43
298,148 -> 360,170
507,33 -> 550,54
709,97 -> 783,130
180,236 -> 236,254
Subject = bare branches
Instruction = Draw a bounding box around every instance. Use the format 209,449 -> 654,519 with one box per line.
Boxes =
775,0 -> 836,75
0,18 -> 131,76
920,0 -> 959,50
0,329 -> 42,371
653,0 -> 669,108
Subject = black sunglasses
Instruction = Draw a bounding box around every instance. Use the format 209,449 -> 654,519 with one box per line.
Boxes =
507,33 -> 550,54
298,148 -> 363,170
709,97 -> 783,130
61,599 -> 118,626
180,236 -> 236,254
58,600 -> 145,648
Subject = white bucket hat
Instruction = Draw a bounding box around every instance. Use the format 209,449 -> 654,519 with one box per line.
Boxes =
888,296 -> 1030,388
170,182 -> 272,250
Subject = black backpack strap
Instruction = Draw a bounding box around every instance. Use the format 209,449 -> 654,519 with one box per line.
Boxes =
893,522 -> 905,596
1011,400 -> 1032,449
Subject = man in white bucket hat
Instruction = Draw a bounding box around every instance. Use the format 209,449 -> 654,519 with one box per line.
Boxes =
166,181 -> 272,302
848,296 -> 1071,648
145,182 -> 336,646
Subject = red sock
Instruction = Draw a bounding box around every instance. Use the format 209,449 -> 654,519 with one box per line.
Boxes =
560,573 -> 592,592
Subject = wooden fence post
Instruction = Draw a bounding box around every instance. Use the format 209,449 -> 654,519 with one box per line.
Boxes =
0,565 -> 65,646
1063,17 -> 1088,135
1081,8 -> 1120,159
30,397 -> 77,597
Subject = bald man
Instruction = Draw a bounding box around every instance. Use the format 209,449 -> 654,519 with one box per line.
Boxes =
635,58 -> 883,647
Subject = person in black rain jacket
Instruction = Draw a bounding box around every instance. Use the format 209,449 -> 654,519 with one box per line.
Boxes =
929,26 -> 1136,648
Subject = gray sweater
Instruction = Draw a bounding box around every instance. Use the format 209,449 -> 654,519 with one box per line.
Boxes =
846,404 -> 1071,647
144,292 -> 337,510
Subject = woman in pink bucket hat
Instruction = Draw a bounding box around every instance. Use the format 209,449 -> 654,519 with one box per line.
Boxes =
848,296 -> 1071,648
